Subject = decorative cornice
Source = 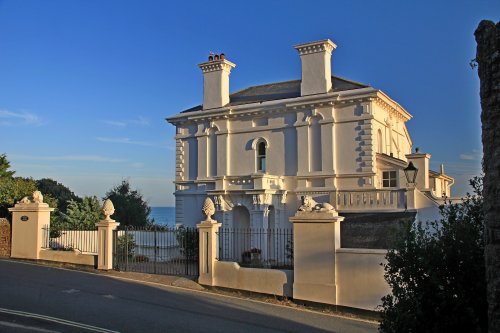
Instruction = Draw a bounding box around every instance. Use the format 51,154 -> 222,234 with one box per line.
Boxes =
294,39 -> 337,56
374,92 -> 412,122
198,59 -> 236,73
168,89 -> 399,128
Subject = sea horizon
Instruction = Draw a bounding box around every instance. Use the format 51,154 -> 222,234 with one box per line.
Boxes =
149,206 -> 175,226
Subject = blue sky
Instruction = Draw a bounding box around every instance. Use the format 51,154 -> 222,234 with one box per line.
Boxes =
0,0 -> 497,206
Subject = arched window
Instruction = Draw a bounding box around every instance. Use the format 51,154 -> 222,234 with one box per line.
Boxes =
309,116 -> 322,172
257,141 -> 266,172
377,129 -> 383,154
207,127 -> 217,177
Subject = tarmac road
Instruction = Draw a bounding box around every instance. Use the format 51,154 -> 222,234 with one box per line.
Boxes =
0,259 -> 377,333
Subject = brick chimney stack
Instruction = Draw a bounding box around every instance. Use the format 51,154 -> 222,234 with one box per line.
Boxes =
294,39 -> 336,96
198,54 -> 236,110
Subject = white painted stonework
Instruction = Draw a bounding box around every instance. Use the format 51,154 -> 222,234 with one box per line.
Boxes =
167,39 -> 454,228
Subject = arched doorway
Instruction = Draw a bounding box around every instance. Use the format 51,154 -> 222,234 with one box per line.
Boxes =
232,205 -> 251,262
233,205 -> 250,229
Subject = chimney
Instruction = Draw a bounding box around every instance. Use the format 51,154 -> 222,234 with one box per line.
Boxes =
294,39 -> 336,96
198,54 -> 236,110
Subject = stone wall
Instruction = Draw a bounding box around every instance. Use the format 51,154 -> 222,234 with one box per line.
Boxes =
340,212 -> 415,249
475,19 -> 500,333
214,262 -> 293,297
336,248 -> 390,310
0,219 -> 11,257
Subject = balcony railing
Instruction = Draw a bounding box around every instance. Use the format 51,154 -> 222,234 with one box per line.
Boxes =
218,174 -> 284,191
334,189 -> 406,212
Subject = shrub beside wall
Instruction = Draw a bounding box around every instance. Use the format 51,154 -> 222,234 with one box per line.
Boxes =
0,219 -> 11,257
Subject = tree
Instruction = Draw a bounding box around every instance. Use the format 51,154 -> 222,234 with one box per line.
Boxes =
0,154 -> 15,178
475,19 -> 500,333
104,180 -> 152,227
0,155 -> 61,222
0,177 -> 38,219
61,196 -> 102,228
379,177 -> 487,333
36,178 -> 81,214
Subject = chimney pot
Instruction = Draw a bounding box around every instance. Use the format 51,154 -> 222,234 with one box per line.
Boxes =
220,53 -> 225,60
214,54 -> 219,60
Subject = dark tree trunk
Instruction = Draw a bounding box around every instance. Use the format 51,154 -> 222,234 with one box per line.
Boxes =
475,20 -> 500,333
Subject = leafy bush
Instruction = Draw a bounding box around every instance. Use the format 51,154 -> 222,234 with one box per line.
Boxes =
116,233 -> 136,260
379,177 -> 487,333
175,226 -> 198,261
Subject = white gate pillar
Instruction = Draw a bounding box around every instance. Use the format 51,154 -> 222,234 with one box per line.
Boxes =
289,199 -> 344,305
9,191 -> 53,260
197,198 -> 221,286
95,199 -> 119,270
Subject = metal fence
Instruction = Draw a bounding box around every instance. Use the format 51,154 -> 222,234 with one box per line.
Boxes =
217,228 -> 293,269
113,225 -> 199,277
42,224 -> 98,254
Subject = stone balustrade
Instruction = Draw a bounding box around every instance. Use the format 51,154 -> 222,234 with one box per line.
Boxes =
333,189 -> 406,212
219,174 -> 284,191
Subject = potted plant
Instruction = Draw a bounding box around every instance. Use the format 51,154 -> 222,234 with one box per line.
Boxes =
241,250 -> 251,264
249,247 -> 261,258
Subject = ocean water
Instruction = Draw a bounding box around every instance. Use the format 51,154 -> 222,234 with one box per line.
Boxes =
149,207 -> 175,226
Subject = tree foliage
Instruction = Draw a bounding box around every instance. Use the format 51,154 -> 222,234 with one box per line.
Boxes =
115,234 -> 136,260
379,176 -> 487,333
36,178 -> 81,213
0,154 -> 15,178
0,177 -> 38,219
176,226 -> 198,261
61,196 -> 102,228
104,180 -> 152,226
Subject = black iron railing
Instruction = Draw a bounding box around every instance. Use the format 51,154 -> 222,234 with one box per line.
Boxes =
217,228 -> 293,269
113,225 -> 199,277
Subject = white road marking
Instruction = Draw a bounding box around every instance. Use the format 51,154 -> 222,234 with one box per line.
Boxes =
103,294 -> 115,299
61,288 -> 80,294
0,308 -> 120,333
0,320 -> 60,332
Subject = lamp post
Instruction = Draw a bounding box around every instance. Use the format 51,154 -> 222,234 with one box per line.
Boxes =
404,162 -> 419,210
404,161 -> 418,188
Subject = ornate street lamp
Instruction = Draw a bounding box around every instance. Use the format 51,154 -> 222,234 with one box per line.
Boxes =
404,161 -> 418,186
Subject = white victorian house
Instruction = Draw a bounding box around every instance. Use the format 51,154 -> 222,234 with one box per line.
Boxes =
167,39 -> 453,245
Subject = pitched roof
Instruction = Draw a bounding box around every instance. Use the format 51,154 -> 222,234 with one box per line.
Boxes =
182,75 -> 369,113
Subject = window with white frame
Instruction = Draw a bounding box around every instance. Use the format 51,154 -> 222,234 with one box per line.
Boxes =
382,171 -> 397,188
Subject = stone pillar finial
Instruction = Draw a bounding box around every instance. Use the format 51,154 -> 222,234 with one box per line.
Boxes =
202,197 -> 215,222
102,199 -> 115,221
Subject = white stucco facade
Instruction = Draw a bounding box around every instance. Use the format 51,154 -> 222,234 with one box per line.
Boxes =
167,39 -> 453,228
